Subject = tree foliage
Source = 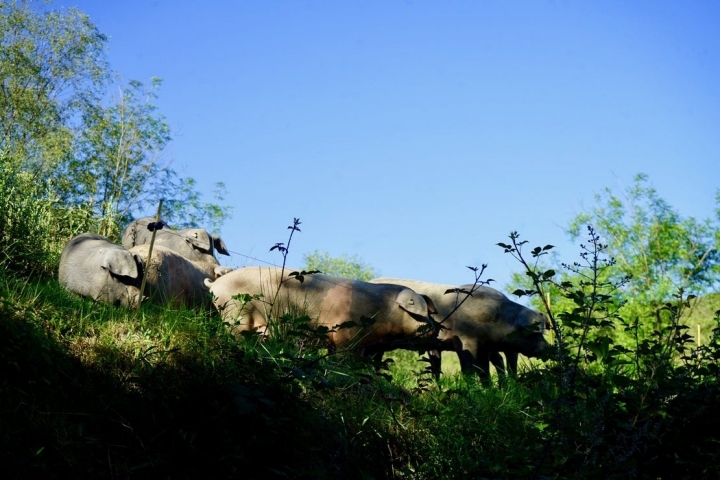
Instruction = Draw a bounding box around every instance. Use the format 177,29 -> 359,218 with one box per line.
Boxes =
60,77 -> 171,236
162,177 -> 232,235
510,174 -> 719,337
66,76 -> 231,236
0,0 -> 231,253
302,250 -> 377,281
568,173 -> 720,326
499,228 -> 720,478
0,0 -> 108,170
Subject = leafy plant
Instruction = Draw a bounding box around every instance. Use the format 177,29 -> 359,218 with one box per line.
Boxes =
568,173 -> 720,334
500,227 -> 720,477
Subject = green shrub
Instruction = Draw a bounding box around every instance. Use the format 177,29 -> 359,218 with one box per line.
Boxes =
501,227 -> 720,478
0,154 -> 96,276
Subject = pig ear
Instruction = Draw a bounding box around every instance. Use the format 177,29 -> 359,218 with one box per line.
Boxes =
185,229 -> 212,251
396,288 -> 430,316
212,235 -> 230,256
421,294 -> 438,315
103,251 -> 140,278
132,254 -> 145,276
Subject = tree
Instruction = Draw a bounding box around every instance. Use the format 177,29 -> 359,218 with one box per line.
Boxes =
0,0 -> 231,267
63,77 -> 172,236
162,177 -> 232,235
511,174 -> 720,336
302,250 -> 377,281
568,174 -> 719,323
64,76 -> 233,236
0,0 -> 108,171
0,0 -> 107,272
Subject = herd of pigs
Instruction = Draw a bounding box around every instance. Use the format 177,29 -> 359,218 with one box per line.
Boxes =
58,218 -> 548,378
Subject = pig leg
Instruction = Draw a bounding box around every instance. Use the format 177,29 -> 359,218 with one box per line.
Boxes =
453,336 -> 476,373
505,351 -> 518,374
489,350 -> 506,375
474,345 -> 492,383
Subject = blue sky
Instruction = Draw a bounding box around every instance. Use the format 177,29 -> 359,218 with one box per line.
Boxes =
61,0 -> 719,290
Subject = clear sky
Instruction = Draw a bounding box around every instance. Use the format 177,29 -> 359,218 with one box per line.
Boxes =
60,0 -> 719,290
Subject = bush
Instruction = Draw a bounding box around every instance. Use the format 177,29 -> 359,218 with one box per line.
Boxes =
0,153 -> 96,276
501,227 -> 720,477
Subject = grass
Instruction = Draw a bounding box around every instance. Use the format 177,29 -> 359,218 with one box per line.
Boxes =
1,276 -> 323,477
0,273 -> 542,478
3,271 -> 720,478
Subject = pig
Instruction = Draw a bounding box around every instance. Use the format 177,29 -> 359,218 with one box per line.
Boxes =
204,266 -> 440,353
370,278 -> 548,378
129,245 -> 232,309
122,217 -> 229,265
58,233 -> 144,307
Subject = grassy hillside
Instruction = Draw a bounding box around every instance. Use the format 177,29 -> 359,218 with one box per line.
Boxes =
1,274 -> 545,478
3,271 -> 720,478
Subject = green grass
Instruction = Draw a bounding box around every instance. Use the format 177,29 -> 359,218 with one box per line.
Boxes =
0,274 -> 542,477
1,276 -> 337,477
3,272 -> 720,478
